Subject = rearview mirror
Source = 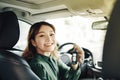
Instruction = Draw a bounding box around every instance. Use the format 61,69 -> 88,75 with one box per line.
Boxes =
92,20 -> 108,30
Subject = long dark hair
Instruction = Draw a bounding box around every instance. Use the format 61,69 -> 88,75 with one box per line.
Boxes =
22,21 -> 55,61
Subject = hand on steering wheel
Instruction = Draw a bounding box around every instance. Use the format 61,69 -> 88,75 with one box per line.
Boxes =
58,42 -> 84,64
72,43 -> 84,64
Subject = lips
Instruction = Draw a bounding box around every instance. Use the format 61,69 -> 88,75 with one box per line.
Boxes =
45,43 -> 53,47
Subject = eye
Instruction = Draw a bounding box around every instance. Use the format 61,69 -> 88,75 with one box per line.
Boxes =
40,35 -> 44,37
50,33 -> 55,36
39,34 -> 45,37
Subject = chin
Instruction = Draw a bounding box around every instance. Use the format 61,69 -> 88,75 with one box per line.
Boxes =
46,48 -> 54,52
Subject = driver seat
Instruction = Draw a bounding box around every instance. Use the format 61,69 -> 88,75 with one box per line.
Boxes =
0,11 -> 40,80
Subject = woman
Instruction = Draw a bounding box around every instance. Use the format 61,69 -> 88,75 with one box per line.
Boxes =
22,21 -> 84,80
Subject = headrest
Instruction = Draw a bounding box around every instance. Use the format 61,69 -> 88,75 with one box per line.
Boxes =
0,11 -> 20,49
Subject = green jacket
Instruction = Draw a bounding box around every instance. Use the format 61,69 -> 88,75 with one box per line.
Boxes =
28,54 -> 81,80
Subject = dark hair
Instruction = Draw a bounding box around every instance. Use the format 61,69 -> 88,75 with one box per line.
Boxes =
22,21 -> 55,61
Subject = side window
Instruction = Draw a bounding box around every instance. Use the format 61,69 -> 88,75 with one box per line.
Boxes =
14,20 -> 31,51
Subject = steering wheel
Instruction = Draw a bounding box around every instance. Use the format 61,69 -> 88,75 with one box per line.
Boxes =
58,42 -> 94,67
58,42 -> 95,79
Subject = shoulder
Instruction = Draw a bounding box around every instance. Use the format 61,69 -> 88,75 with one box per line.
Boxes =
28,55 -> 44,66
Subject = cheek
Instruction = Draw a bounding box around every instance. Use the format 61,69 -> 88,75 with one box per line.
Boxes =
53,36 -> 56,42
35,38 -> 45,47
37,39 -> 45,46
53,38 -> 57,44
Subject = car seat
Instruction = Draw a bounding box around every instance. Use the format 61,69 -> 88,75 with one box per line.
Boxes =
102,0 -> 120,79
0,11 -> 40,80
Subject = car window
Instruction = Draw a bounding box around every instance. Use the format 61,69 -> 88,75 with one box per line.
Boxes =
14,20 -> 31,51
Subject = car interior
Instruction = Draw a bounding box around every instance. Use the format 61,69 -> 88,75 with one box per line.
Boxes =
0,0 -> 120,80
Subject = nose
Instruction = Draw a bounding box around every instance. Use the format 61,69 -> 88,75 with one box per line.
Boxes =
46,35 -> 52,41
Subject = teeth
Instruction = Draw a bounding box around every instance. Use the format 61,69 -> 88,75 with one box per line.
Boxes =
45,43 -> 53,46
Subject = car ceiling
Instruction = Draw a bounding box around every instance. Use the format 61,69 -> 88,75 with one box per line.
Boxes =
0,0 -> 116,23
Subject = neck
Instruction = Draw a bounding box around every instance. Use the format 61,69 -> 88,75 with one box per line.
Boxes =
37,49 -> 51,57
43,52 -> 51,57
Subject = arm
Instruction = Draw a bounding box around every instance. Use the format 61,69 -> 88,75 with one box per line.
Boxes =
58,43 -> 84,80
58,59 -> 81,80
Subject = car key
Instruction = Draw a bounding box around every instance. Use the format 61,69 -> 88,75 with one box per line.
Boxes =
72,51 -> 78,64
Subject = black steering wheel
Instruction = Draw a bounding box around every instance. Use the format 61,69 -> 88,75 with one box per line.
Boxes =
58,42 -> 94,67
58,42 -> 95,79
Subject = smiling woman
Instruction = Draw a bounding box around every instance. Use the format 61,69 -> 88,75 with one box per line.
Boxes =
16,16 -> 106,68
12,14 -> 107,80
22,21 -> 84,80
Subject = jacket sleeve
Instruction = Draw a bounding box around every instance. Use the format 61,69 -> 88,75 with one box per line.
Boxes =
58,59 -> 81,80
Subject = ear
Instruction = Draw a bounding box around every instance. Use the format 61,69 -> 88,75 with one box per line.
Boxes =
31,39 -> 36,47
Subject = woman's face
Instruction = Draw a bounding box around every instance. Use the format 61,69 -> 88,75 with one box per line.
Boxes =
31,25 -> 56,54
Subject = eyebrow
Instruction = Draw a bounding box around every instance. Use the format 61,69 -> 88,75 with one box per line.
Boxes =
38,31 -> 54,34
